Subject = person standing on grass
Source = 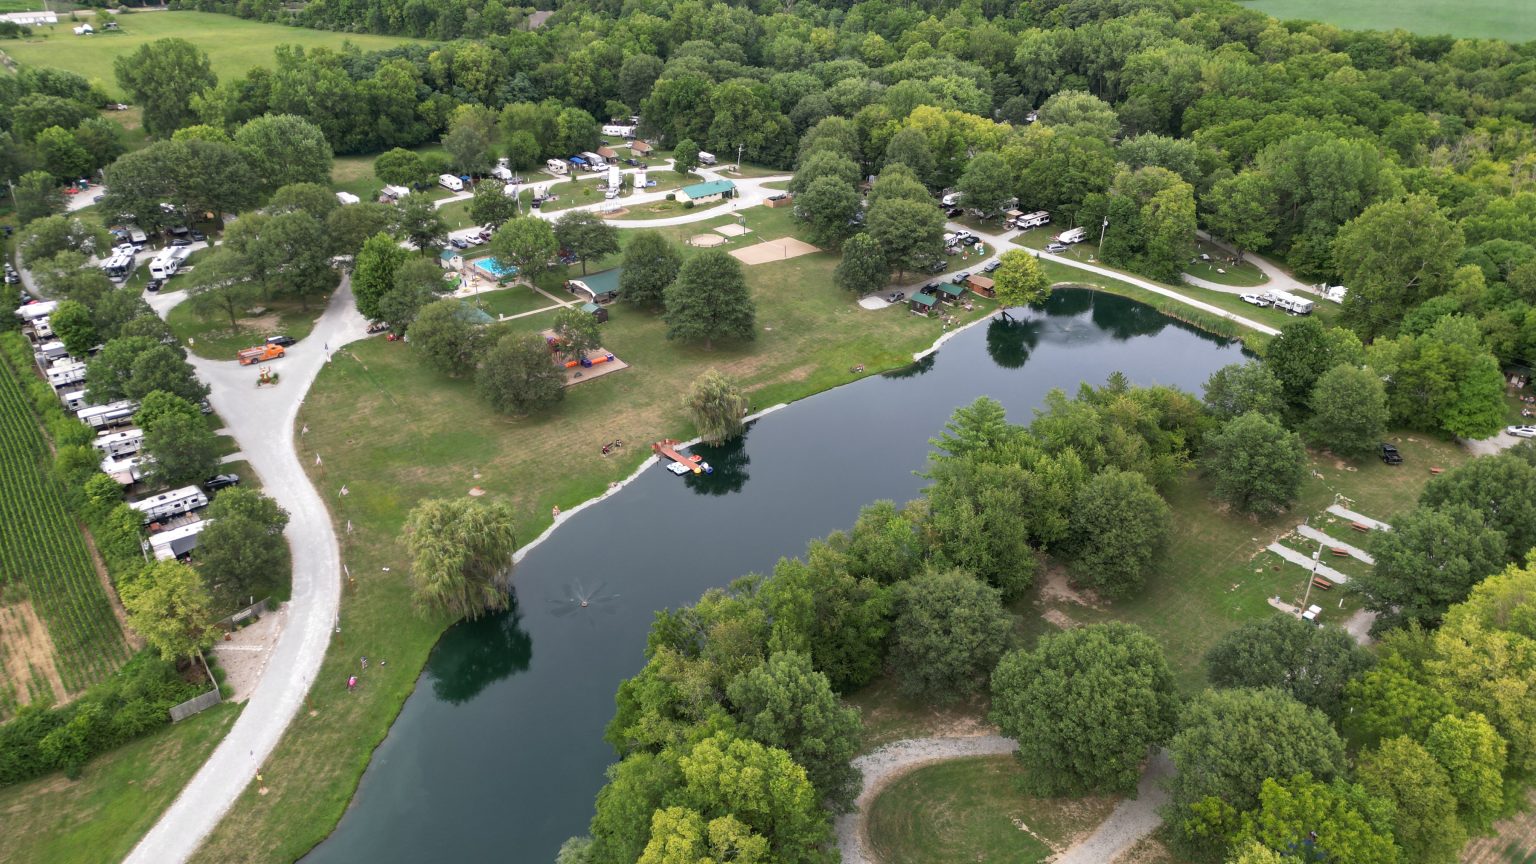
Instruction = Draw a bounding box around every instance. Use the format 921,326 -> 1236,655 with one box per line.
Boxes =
348,675 -> 357,692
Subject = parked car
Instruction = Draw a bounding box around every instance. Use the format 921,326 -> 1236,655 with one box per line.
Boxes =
266,335 -> 296,347
1507,425 -> 1536,439
605,189 -> 619,199
204,474 -> 240,491
1044,242 -> 1068,253
1239,293 -> 1270,307
923,282 -> 941,293
767,193 -> 787,202
1380,443 -> 1403,464
925,259 -> 946,273
169,237 -> 192,247
945,207 -> 963,218
982,260 -> 1001,273
449,237 -> 471,250
145,278 -> 165,293
190,230 -> 207,242
951,271 -> 971,284
885,291 -> 905,303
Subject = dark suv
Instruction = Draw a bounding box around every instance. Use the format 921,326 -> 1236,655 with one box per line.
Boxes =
1380,443 -> 1402,465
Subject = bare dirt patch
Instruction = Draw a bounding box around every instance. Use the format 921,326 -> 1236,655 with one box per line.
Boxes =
1042,608 -> 1080,630
0,601 -> 68,708
211,604 -> 286,702
1040,564 -> 1102,609
730,236 -> 820,265
1462,788 -> 1536,864
689,233 -> 727,247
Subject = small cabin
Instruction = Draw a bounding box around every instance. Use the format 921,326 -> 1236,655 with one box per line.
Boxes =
629,140 -> 653,156
678,180 -> 735,204
581,301 -> 609,323
966,274 -> 996,297
935,282 -> 965,303
909,293 -> 938,316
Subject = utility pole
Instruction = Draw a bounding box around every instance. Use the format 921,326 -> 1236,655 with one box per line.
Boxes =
736,143 -> 744,173
1299,531 -> 1325,614
1098,214 -> 1109,246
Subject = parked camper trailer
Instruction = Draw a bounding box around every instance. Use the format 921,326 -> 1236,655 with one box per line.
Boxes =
602,124 -> 637,138
100,454 -> 149,484
130,485 -> 210,522
581,151 -> 607,169
60,389 -> 88,412
1055,227 -> 1088,244
149,519 -> 209,561
546,158 -> 569,175
697,151 -> 717,165
1322,285 -> 1347,304
93,427 -> 144,458
101,250 -> 137,282
29,318 -> 54,341
78,400 -> 138,429
15,301 -> 58,322
46,360 -> 86,389
1265,290 -> 1315,315
35,340 -> 69,362
941,192 -> 962,207
1018,211 -> 1051,228
148,245 -> 192,280
439,174 -> 465,192
125,225 -> 148,247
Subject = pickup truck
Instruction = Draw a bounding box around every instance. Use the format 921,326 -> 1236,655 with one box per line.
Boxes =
237,344 -> 286,365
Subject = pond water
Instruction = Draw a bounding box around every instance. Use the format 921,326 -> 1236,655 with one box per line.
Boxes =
301,290 -> 1245,864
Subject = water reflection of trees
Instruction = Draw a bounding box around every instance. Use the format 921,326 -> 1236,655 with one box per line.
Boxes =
683,430 -> 751,496
881,353 -> 937,379
1042,287 -> 1096,316
425,595 -> 532,705
985,317 -> 1040,369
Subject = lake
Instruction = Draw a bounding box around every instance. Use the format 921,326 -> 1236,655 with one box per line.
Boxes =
301,289 -> 1246,863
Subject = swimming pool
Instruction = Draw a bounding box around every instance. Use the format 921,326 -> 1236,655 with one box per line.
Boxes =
470,256 -> 519,280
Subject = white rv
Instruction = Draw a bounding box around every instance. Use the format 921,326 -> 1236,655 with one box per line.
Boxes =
1055,227 -> 1088,244
100,453 -> 149,484
130,485 -> 210,523
697,151 -> 717,166
35,340 -> 69,362
60,389 -> 89,412
101,250 -> 137,282
46,360 -> 86,389
1321,285 -> 1347,304
77,400 -> 138,430
335,191 -> 361,206
439,174 -> 465,192
580,151 -> 606,170
15,301 -> 58,322
601,124 -> 636,138
1265,290 -> 1315,315
941,192 -> 962,207
148,246 -> 192,280
546,158 -> 569,176
29,318 -> 54,340
149,519 -> 209,561
125,225 -> 148,247
1018,211 -> 1051,228
381,185 -> 411,200
92,427 -> 144,458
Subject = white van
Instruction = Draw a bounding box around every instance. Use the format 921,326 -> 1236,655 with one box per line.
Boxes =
439,174 -> 465,192
546,158 -> 569,176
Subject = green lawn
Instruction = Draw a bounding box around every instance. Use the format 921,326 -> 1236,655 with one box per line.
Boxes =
0,703 -> 240,864
867,755 -> 1119,864
166,294 -> 326,361
607,198 -> 730,221
473,286 -> 562,320
1186,240 -> 1268,288
188,213 -> 1004,864
3,12 -> 431,98
1239,0 -> 1536,42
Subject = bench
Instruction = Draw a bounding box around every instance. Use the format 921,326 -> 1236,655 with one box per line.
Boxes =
1311,576 -> 1334,591
1430,467 -> 1444,474
1329,547 -> 1350,557
1350,522 -> 1371,533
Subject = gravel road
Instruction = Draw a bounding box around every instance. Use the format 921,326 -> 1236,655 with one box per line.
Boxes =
123,280 -> 369,864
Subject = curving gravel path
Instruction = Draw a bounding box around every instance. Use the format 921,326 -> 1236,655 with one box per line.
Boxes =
123,281 -> 369,864
835,738 -> 1172,864
835,736 -> 1019,864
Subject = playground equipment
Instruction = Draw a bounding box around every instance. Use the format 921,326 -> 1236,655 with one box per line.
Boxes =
652,439 -> 713,475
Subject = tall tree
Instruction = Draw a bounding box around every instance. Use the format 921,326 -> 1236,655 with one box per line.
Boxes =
1333,194 -> 1465,339
1202,361 -> 1285,423
1235,774 -> 1397,864
991,249 -> 1051,315
1420,453 -> 1536,560
395,195 -> 449,255
1265,318 -> 1364,418
1066,468 -> 1171,598
198,488 -> 290,600
551,306 -> 602,361
49,300 -> 98,357
663,251 -> 756,349
468,180 -> 518,228
991,623 -> 1179,795
725,651 -> 862,812
142,411 -> 219,488
1306,364 -> 1389,457
923,454 -> 1038,598
795,177 -> 860,248
352,232 -> 411,320
443,105 -> 498,177
185,248 -> 261,328
619,231 -> 682,310
684,370 -> 750,444
1357,504 -> 1506,628
1205,615 -> 1374,719
1357,737 -> 1467,864
672,732 -> 831,864
866,197 -> 944,283
120,561 -> 214,662
405,498 -> 519,620
788,151 -> 860,196
1204,172 -> 1278,261
232,114 -> 333,194
832,232 -> 889,295
1202,412 -> 1307,516
888,569 -> 1012,704
375,148 -> 432,188
956,151 -> 1014,216
114,39 -> 216,137
475,333 -> 565,416
554,211 -> 620,276
410,299 -> 486,376
490,216 -> 558,281
14,170 -> 62,224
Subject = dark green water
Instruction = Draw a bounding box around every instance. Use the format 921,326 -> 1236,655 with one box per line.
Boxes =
301,290 -> 1244,864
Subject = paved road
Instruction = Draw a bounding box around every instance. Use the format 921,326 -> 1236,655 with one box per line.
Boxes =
955,223 -> 1282,337
1054,751 -> 1172,864
1196,231 -> 1313,295
123,281 -> 369,864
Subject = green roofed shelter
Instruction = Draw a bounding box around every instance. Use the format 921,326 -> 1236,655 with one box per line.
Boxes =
678,179 -> 736,203
935,282 -> 964,300
909,293 -> 937,313
566,267 -> 622,303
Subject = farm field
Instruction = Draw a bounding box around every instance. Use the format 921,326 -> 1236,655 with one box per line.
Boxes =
0,348 -> 129,713
1239,0 -> 1536,42
1,12 -> 431,98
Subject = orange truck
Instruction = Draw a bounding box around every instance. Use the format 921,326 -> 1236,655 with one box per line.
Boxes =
237,344 -> 285,365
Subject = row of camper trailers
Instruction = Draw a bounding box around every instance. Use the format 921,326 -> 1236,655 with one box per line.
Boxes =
15,298 -> 216,559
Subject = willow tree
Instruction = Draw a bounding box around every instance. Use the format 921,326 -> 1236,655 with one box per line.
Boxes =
684,370 -> 750,444
405,498 -> 519,620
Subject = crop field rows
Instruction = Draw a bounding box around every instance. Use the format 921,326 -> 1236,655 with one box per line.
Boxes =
0,357 -> 128,695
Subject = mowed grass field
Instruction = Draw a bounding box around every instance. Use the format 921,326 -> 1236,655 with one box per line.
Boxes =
1240,0 -> 1536,42
2,12 -> 430,97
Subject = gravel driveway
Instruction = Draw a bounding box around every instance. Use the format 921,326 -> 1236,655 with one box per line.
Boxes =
123,280 -> 369,864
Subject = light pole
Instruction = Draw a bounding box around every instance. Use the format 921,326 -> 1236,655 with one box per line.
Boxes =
1299,531 -> 1325,615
